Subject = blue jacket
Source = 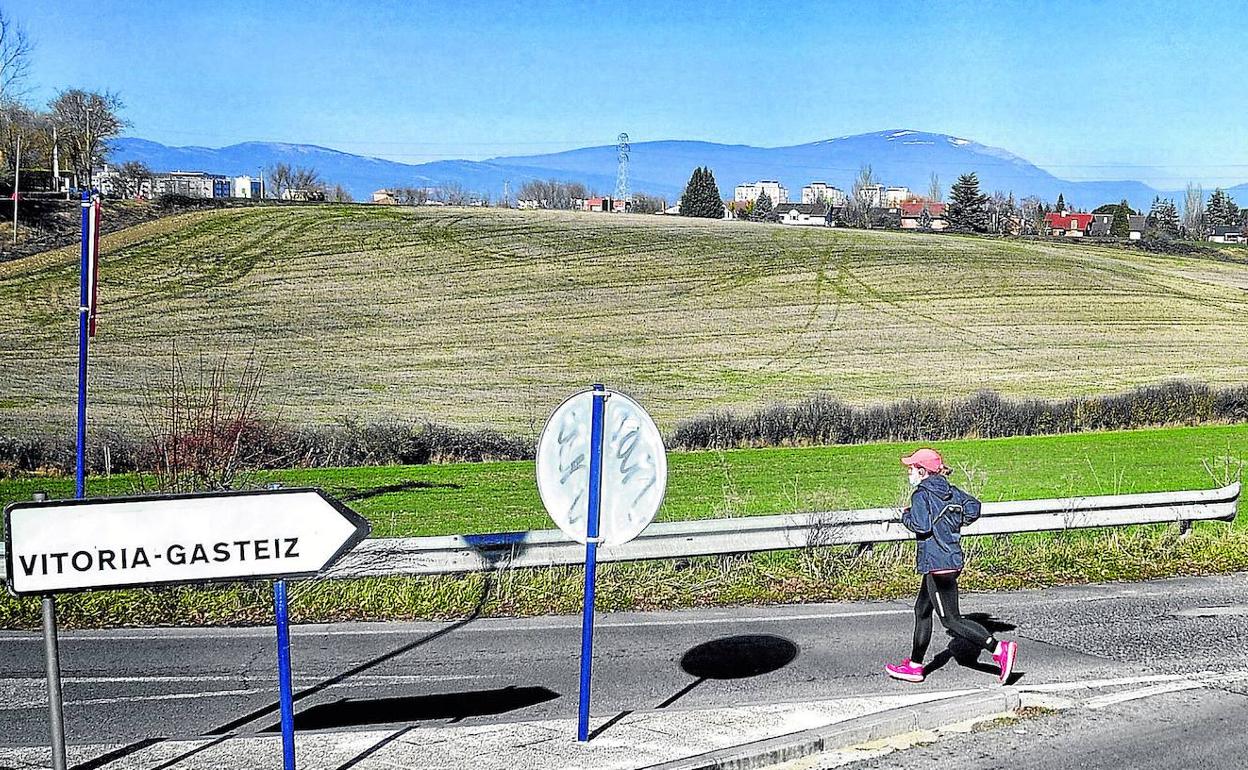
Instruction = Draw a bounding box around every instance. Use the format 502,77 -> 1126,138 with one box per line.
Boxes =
901,475 -> 982,574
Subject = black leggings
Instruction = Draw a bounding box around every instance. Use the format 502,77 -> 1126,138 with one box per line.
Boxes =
911,571 -> 997,663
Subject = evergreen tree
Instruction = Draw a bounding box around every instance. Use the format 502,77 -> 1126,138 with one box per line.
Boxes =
1110,199 -> 1131,238
1055,193 -> 1066,213
947,173 -> 990,233
1206,189 -> 1238,229
678,167 -> 724,219
752,189 -> 773,221
1148,197 -> 1180,237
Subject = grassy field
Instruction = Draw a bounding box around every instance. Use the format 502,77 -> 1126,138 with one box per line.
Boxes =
0,424 -> 1243,627
2,205 -> 1248,436
3,424 -> 1242,535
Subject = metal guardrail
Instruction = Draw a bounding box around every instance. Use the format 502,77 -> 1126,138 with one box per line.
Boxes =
2,483 -> 1237,582
323,482 -> 1241,578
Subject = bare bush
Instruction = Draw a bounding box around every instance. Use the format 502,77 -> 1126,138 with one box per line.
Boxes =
140,347 -> 270,492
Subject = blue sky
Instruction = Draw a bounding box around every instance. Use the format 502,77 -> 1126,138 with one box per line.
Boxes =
14,0 -> 1248,187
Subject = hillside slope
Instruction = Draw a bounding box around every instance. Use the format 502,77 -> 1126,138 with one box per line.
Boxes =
2,206 -> 1247,435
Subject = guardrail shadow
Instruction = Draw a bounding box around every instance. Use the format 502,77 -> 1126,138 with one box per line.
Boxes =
589,634 -> 799,741
265,685 -> 560,732
922,613 -> 1022,683
207,574 -> 495,737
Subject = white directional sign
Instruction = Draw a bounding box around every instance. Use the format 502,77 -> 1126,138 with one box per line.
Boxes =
536,388 -> 668,547
3,488 -> 370,596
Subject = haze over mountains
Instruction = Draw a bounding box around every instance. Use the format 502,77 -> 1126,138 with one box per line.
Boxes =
110,130 -> 1248,210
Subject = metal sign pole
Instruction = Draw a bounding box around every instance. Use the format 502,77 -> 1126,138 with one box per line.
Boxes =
274,579 -> 296,770
41,595 -> 67,770
32,492 -> 67,770
576,384 -> 608,742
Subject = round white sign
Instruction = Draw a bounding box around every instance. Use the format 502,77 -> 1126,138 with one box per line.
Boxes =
535,388 -> 668,547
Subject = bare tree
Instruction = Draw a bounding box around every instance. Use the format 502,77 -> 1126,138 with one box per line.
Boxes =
842,164 -> 878,228
290,165 -> 323,195
928,172 -> 942,203
266,162 -> 292,199
327,184 -> 353,203
1020,195 -> 1047,235
48,89 -> 126,190
0,102 -> 49,188
630,192 -> 668,214
1183,182 -> 1206,239
116,160 -> 152,199
0,9 -> 33,102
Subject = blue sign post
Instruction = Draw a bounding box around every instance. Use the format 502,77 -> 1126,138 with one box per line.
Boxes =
576,384 -> 608,742
274,579 -> 297,769
535,385 -> 667,742
75,191 -> 91,500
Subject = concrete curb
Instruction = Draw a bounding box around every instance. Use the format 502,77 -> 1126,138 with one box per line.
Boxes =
640,689 -> 1022,770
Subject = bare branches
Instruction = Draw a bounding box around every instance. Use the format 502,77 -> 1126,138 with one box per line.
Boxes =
140,346 -> 269,493
0,9 -> 33,102
48,89 -> 127,188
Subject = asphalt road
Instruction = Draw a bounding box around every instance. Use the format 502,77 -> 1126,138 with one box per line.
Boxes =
2,573 -> 1247,759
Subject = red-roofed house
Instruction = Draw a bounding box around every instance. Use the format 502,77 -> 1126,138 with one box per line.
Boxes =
899,201 -> 948,231
1044,212 -> 1094,237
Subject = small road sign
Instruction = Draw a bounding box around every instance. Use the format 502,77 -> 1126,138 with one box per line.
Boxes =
536,388 -> 668,547
4,488 -> 371,596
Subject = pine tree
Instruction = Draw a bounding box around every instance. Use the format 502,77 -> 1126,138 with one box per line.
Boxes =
1150,197 -> 1180,237
752,189 -> 773,221
678,167 -> 724,219
947,173 -> 990,233
1110,199 -> 1131,238
1207,189 -> 1238,229
1055,193 -> 1066,213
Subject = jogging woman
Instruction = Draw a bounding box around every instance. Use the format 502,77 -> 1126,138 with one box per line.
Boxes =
885,448 -> 1018,684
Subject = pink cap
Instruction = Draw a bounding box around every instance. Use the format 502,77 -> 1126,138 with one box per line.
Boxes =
901,448 -> 947,474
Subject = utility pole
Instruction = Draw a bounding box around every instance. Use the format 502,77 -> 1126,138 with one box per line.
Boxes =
12,132 -> 20,246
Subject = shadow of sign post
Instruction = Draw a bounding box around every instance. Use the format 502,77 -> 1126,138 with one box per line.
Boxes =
660,634 -> 801,709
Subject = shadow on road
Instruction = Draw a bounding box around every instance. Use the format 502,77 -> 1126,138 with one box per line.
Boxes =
207,575 -> 495,736
589,634 -> 799,741
267,685 -> 560,731
924,613 -> 1024,683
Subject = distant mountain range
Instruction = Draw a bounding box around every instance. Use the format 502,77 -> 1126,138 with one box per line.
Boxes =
108,131 -> 1248,211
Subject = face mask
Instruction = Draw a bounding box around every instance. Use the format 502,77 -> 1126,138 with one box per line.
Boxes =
908,467 -> 923,487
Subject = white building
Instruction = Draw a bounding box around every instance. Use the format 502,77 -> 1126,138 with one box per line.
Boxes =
777,203 -> 830,227
734,180 -> 788,205
801,182 -> 847,206
152,171 -> 231,199
233,175 -> 262,199
884,187 -> 913,206
857,183 -> 885,207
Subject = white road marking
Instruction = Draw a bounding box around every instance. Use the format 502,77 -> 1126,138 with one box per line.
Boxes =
0,673 -> 486,685
1083,680 -> 1208,709
1019,673 -> 1203,692
0,688 -> 266,712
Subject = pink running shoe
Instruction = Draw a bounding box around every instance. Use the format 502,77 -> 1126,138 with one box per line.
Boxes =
885,659 -> 925,683
993,641 -> 1018,684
